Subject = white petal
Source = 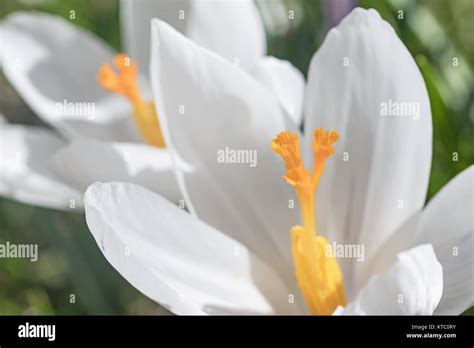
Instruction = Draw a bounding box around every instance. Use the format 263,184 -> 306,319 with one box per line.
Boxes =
84,182 -> 297,314
121,0 -> 265,71
303,8 -> 432,294
50,140 -> 181,203
415,167 -> 474,314
2,12 -> 140,142
120,0 -> 190,71
150,19 -> 303,300
250,56 -> 305,126
341,244 -> 442,315
186,0 -> 266,70
0,124 -> 82,211
361,167 -> 474,314
355,211 -> 420,293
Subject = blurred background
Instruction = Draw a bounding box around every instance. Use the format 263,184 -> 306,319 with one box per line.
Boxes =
0,0 -> 472,315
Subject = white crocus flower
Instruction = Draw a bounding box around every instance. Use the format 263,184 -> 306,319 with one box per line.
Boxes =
83,8 -> 473,315
0,0 -> 303,211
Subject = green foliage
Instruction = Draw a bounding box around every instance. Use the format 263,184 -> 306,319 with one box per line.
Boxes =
0,0 -> 121,50
0,199 -> 160,314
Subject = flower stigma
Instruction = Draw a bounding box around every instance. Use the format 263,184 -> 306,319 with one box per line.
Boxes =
272,129 -> 346,315
97,54 -> 165,148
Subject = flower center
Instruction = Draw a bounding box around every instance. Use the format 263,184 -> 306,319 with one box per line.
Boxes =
272,129 -> 346,315
97,54 -> 165,148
